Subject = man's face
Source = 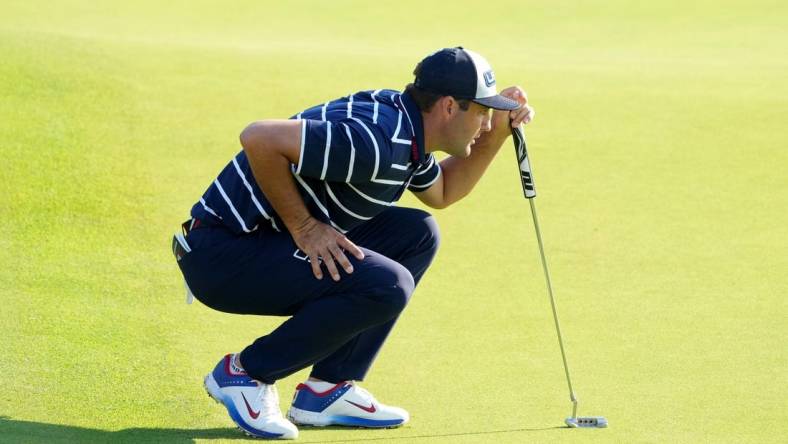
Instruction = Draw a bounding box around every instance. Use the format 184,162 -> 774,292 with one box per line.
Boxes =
444,101 -> 492,158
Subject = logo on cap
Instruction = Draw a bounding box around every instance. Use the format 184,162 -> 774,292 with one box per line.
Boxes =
483,70 -> 496,87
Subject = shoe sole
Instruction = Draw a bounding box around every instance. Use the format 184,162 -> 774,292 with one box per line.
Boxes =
204,374 -> 294,440
287,407 -> 407,429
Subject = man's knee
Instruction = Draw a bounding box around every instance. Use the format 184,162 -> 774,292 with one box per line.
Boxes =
359,260 -> 414,317
422,213 -> 441,254
380,262 -> 415,315
390,263 -> 415,311
403,208 -> 441,255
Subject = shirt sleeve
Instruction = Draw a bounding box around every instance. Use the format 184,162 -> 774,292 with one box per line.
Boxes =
295,118 -> 392,183
407,154 -> 441,192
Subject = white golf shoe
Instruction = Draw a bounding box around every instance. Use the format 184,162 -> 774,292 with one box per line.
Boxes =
287,381 -> 409,428
204,354 -> 298,439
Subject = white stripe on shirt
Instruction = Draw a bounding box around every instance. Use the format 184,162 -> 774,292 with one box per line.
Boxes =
347,183 -> 394,206
320,121 -> 332,180
347,94 -> 353,118
292,168 -> 348,233
326,183 -> 373,220
414,156 -> 436,176
296,119 -> 307,175
398,94 -> 416,139
371,89 -> 380,123
371,178 -> 405,185
350,117 -> 380,180
232,157 -> 280,231
391,110 -> 410,145
199,197 -> 221,218
321,102 -> 328,121
214,179 -> 254,233
410,167 -> 442,189
343,123 -> 356,182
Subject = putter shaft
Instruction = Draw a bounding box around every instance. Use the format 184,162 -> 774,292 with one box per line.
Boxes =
513,125 -> 605,427
528,198 -> 578,419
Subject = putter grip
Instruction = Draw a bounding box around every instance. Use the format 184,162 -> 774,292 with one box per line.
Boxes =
511,125 -> 536,199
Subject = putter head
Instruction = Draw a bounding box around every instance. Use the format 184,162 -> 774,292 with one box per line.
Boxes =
565,416 -> 608,428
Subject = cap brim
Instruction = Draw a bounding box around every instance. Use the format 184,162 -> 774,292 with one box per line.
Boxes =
473,95 -> 520,110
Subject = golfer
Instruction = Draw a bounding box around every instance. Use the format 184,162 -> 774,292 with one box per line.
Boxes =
173,47 -> 534,439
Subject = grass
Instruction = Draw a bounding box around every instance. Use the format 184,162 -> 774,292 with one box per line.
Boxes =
1,1 -> 786,442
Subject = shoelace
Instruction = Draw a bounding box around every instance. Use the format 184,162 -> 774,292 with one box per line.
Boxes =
256,384 -> 283,417
349,382 -> 378,404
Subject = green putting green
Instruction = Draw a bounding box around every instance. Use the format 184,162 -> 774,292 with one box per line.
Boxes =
1,1 -> 785,442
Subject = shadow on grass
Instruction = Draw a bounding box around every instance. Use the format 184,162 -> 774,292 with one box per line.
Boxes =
0,416 -> 245,443
0,416 -> 565,443
297,425 -> 566,443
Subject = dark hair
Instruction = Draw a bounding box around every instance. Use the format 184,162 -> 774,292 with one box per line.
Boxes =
404,83 -> 471,112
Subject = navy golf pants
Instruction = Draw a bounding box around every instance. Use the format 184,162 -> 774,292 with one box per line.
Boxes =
177,207 -> 440,384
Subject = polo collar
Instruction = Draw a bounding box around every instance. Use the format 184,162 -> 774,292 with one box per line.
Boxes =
400,91 -> 427,165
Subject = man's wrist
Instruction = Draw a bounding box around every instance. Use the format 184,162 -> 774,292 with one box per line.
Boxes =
289,214 -> 317,237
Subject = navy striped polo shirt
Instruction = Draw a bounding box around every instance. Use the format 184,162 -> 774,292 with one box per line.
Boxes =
190,90 -> 441,235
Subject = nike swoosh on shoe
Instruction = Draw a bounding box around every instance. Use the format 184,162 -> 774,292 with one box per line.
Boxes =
242,392 -> 261,419
345,399 -> 376,413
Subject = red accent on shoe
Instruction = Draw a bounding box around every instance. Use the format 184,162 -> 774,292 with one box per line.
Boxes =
345,399 -> 377,413
295,382 -> 348,397
223,354 -> 233,375
224,354 -> 247,376
241,392 -> 261,419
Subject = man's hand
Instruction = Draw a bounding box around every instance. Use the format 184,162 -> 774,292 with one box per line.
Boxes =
413,85 -> 536,210
241,119 -> 364,281
291,217 -> 365,281
488,86 -> 535,141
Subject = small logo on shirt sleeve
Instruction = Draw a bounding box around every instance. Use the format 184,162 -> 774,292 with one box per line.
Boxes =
483,70 -> 496,87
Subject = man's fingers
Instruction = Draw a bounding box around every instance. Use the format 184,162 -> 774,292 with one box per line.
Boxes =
523,105 -> 535,123
517,90 -> 527,106
524,106 -> 535,124
502,86 -> 527,105
515,106 -> 531,121
510,105 -> 534,127
321,250 -> 341,281
328,244 -> 354,274
308,253 -> 323,280
338,237 -> 365,260
295,222 -> 365,281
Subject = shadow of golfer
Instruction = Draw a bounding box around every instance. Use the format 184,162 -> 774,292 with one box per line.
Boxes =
0,416 -> 245,443
295,425 -> 566,443
0,415 -> 565,443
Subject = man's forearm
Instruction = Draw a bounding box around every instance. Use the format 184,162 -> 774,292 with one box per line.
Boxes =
438,133 -> 508,206
240,120 -> 317,235
243,142 -> 313,234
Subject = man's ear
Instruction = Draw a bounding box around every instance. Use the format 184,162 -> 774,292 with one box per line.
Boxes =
437,96 -> 456,119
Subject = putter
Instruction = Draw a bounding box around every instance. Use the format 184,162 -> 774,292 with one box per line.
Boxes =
511,125 -> 607,429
